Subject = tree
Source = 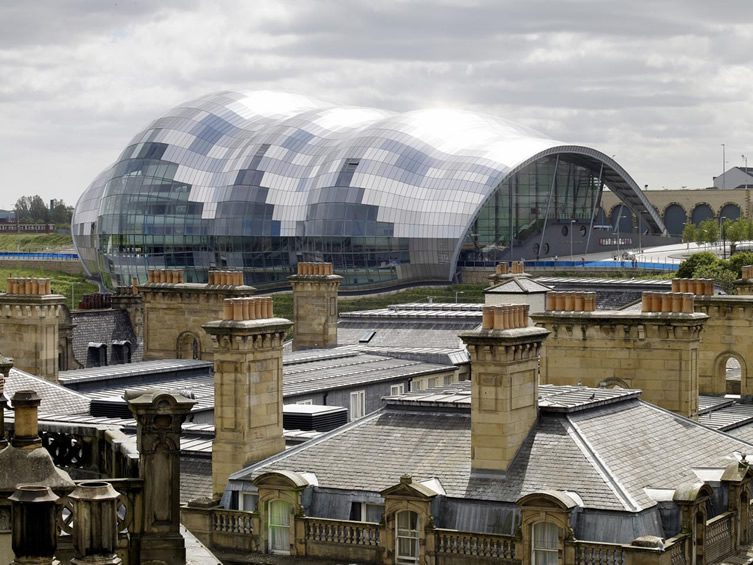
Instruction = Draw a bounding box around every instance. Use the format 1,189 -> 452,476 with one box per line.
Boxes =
697,219 -> 719,246
50,200 -> 72,225
682,222 -> 696,247
677,251 -> 718,278
694,262 -> 738,294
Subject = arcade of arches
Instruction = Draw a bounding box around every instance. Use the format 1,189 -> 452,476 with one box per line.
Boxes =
600,187 -> 750,237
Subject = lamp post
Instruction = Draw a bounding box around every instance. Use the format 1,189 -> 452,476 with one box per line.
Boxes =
455,290 -> 464,303
570,219 -> 576,261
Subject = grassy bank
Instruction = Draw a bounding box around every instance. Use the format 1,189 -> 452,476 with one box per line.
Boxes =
0,233 -> 74,251
0,266 -> 97,307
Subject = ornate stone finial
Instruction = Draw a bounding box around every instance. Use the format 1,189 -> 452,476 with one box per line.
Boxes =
400,474 -> 413,485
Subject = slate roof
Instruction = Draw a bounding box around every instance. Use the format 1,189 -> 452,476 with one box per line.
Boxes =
59,352 -> 453,410
232,385 -> 752,512
5,368 -> 91,418
485,277 -> 552,294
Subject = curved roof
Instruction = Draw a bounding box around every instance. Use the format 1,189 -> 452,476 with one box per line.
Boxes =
73,91 -> 663,277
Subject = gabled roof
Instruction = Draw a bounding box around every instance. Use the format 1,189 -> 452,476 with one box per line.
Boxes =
5,368 -> 91,418
229,384 -> 751,513
485,277 -> 552,295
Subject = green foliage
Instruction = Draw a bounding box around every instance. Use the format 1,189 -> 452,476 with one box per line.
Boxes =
682,222 -> 696,243
697,219 -> 719,244
676,251 -> 718,278
725,251 -> 753,277
14,195 -> 73,225
724,217 -> 753,243
694,263 -> 738,294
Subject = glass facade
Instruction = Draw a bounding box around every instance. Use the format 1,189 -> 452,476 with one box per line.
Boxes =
73,91 -> 651,290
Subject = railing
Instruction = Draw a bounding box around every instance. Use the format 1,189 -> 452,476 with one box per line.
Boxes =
213,509 -> 253,535
574,541 -> 627,564
435,529 -> 517,560
665,533 -> 689,565
705,511 -> 735,563
304,517 -> 380,546
6,421 -> 139,479
0,251 -> 79,261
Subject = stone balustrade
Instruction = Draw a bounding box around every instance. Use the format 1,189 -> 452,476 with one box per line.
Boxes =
481,304 -> 529,330
545,291 -> 597,312
435,528 -> 517,560
5,277 -> 52,295
641,292 -> 695,314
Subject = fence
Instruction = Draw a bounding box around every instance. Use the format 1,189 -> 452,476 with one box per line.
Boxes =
705,511 -> 735,563
0,251 -> 79,261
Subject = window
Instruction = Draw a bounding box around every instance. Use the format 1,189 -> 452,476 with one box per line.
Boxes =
240,492 -> 258,512
350,390 -> 366,420
268,500 -> 291,554
296,399 -> 313,405
390,383 -> 405,396
396,510 -> 419,564
532,522 -> 560,565
349,502 -> 384,522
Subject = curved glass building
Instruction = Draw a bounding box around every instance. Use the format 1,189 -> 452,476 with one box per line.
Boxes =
73,91 -> 664,289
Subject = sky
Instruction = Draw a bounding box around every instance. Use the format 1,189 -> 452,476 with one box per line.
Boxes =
1,0 -> 752,211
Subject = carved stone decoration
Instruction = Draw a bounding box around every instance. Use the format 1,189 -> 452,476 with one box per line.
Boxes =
125,389 -> 196,565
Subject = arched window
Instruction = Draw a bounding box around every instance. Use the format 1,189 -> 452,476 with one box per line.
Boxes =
395,510 -> 419,564
268,500 -> 291,555
532,521 -> 561,564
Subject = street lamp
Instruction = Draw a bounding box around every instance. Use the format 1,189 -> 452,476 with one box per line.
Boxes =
570,219 -> 576,261
454,291 -> 464,303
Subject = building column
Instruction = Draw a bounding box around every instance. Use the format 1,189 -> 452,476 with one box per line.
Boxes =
126,389 -> 196,565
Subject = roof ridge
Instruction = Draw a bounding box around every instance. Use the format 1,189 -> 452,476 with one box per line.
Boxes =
562,416 -> 643,512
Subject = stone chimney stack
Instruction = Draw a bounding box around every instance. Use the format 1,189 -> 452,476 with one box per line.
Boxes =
531,290 -> 707,418
203,297 -> 292,496
139,268 -> 255,361
0,278 -> 64,382
460,304 -> 549,475
734,266 -> 753,295
288,262 -> 342,351
488,261 -> 528,284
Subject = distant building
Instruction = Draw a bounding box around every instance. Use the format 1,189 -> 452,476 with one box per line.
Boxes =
714,167 -> 753,190
72,90 -> 664,291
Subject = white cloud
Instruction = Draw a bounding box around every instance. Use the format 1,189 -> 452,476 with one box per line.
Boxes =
1,0 -> 753,209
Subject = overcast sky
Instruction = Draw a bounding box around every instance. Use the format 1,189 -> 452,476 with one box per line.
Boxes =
1,0 -> 752,211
